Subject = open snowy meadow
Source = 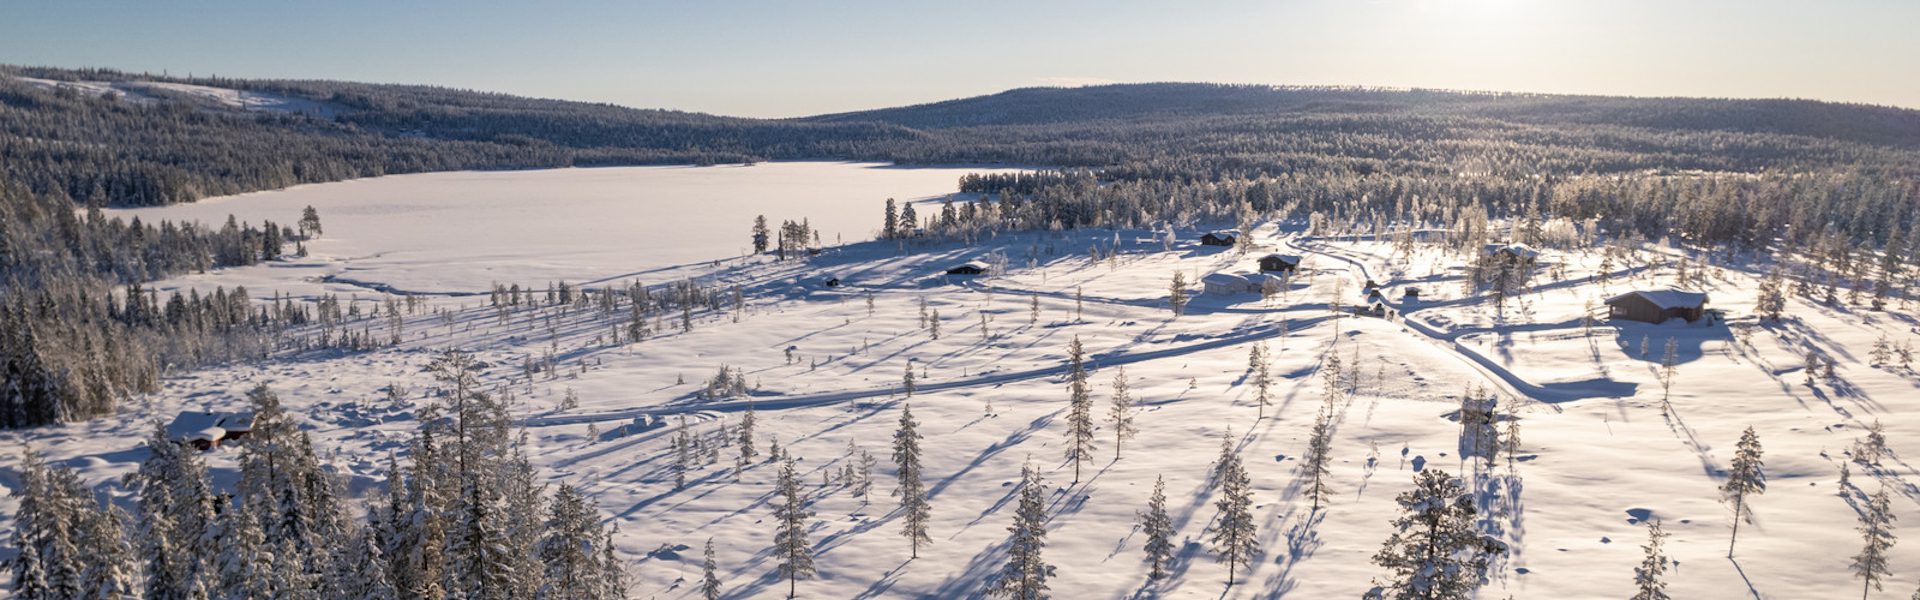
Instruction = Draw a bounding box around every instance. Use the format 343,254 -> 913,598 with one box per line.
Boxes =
4,166 -> 1917,598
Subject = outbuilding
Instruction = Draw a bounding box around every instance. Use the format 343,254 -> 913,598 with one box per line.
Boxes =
946,260 -> 990,276
165,411 -> 256,451
1258,254 -> 1301,273
1604,289 -> 1709,324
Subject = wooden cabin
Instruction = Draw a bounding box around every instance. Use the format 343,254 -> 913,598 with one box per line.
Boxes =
946,260 -> 990,276
821,274 -> 842,288
166,411 -> 256,451
1202,272 -> 1257,295
1258,253 -> 1301,273
1200,230 -> 1241,247
1604,289 -> 1709,324
1402,286 -> 1423,301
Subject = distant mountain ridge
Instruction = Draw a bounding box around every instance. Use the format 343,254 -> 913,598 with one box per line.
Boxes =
805,82 -> 1920,149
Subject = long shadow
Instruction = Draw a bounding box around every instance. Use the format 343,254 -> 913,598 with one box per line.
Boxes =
1727,557 -> 1763,600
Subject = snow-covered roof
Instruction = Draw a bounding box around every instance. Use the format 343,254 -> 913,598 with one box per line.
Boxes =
1486,243 -> 1538,259
1202,272 -> 1250,286
219,411 -> 256,432
955,260 -> 990,270
1205,229 -> 1241,239
166,412 -> 226,442
1607,288 -> 1708,310
1261,253 -> 1302,264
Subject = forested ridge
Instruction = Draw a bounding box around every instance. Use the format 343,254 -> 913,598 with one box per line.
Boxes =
1,64 -> 1917,432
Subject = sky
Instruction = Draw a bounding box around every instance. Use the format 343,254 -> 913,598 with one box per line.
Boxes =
3,0 -> 1916,118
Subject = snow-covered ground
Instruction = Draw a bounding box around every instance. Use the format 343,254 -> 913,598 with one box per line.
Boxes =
7,175 -> 1920,598
112,162 -> 1020,296
11,75 -> 341,116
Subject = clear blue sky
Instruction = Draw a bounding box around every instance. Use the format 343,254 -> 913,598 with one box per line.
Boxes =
4,0 -> 1915,117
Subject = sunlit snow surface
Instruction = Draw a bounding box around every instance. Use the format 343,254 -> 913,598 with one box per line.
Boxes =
113,162 -> 1019,294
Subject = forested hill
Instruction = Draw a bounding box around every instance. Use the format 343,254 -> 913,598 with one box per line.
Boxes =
805,82 -> 1920,150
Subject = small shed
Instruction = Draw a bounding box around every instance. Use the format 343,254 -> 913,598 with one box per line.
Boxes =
1200,230 -> 1241,247
946,260 -> 990,276
821,274 -> 842,288
1202,272 -> 1257,295
1605,289 -> 1709,324
1258,254 -> 1301,273
1402,286 -> 1423,301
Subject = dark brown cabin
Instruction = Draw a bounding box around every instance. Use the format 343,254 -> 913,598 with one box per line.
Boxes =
1258,254 -> 1301,273
1605,289 -> 1708,324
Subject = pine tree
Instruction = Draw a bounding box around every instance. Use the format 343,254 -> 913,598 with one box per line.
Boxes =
1369,470 -> 1507,600
1208,430 -> 1259,587
1302,402 -> 1335,512
1852,486 -> 1897,600
1138,475 -> 1174,580
1108,366 -> 1138,461
1632,521 -> 1671,600
701,538 -> 722,600
855,450 -> 876,503
902,362 -> 917,396
990,462 -> 1051,599
772,456 -> 816,599
1063,336 -> 1096,482
445,476 -> 517,600
1658,337 -> 1679,405
1722,426 -> 1767,558
893,404 -> 932,558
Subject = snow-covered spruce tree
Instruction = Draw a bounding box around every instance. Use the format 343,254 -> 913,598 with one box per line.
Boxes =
738,401 -> 758,476
1632,520 -> 1671,600
990,461 -> 1052,599
752,215 -> 770,254
392,429 -> 449,599
1368,469 -> 1507,600
128,421 -> 222,598
1721,426 -> 1767,558
10,449 -> 99,598
893,403 -> 932,558
538,484 -> 617,599
772,455 -> 816,599
902,362 -> 916,397
701,538 -> 722,600
1064,336 -> 1097,482
1250,341 -> 1273,420
928,309 -> 941,340
216,497 -> 279,599
1108,366 -> 1137,461
331,522 -> 399,600
444,475 -> 517,599
1851,486 -> 1897,600
1208,430 -> 1259,587
1302,402 -> 1335,513
1138,475 -> 1175,580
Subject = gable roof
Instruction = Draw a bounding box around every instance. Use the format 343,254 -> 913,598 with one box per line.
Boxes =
1606,288 -> 1708,310
1261,253 -> 1301,265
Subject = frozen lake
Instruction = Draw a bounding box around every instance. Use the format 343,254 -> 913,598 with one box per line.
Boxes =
114,162 -> 1018,293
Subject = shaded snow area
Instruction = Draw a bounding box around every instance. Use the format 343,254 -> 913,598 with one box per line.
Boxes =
5,172 -> 1919,598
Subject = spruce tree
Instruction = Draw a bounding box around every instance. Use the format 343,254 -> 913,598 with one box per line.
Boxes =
537,484 -> 606,599
1169,272 -> 1188,317
990,462 -> 1051,599
701,538 -> 722,600
893,404 -> 932,558
1138,475 -> 1175,580
772,456 -> 816,598
1208,430 -> 1259,587
1722,426 -> 1766,558
1369,470 -> 1507,600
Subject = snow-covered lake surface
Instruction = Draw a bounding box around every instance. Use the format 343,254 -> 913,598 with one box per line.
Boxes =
113,162 -> 1019,294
